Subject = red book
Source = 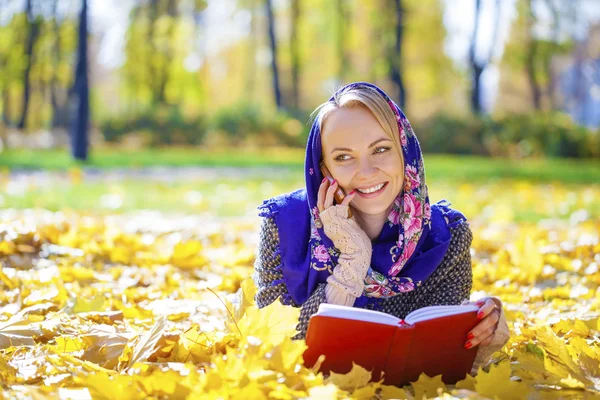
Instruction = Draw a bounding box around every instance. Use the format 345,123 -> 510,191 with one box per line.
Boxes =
302,303 -> 479,386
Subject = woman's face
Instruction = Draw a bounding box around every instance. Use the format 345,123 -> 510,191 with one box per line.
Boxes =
320,105 -> 404,216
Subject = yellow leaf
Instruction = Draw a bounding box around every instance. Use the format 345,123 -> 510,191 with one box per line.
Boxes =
0,314 -> 42,348
236,301 -> 300,347
411,373 -> 447,399
0,267 -> 17,289
474,361 -> 531,400
307,384 -> 339,400
75,373 -> 145,400
455,373 -> 476,391
234,276 -> 258,321
73,295 -> 106,313
52,336 -> 85,353
378,384 -> 411,399
325,362 -> 372,391
121,316 -> 167,371
269,336 -> 308,372
552,319 -> 590,338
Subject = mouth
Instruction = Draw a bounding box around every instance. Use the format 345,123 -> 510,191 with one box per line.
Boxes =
354,182 -> 388,198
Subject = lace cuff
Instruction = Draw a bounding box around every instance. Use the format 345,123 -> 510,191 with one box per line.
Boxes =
325,283 -> 356,306
319,205 -> 372,258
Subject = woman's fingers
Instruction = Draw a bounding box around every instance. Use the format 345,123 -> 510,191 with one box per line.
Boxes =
466,325 -> 496,348
476,298 -> 497,320
340,190 -> 356,206
324,180 -> 337,209
466,309 -> 500,348
317,178 -> 329,212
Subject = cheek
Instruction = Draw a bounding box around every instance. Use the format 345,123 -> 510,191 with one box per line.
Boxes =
331,166 -> 354,189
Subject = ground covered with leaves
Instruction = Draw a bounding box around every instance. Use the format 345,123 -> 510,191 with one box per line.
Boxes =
1,180 -> 599,399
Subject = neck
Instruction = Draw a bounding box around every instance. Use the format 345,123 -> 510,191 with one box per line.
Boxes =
351,204 -> 394,241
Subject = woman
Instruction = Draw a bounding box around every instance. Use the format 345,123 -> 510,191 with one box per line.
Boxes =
253,82 -> 509,373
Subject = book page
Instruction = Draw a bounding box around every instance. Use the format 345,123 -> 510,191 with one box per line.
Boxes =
315,303 -> 401,326
405,304 -> 478,325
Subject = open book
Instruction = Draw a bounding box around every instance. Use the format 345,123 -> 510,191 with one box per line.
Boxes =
302,303 -> 480,386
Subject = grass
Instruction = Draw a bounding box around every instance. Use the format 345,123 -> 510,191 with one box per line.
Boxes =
1,147 -> 599,184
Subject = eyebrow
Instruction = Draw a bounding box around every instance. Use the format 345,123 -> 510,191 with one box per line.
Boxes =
330,138 -> 392,154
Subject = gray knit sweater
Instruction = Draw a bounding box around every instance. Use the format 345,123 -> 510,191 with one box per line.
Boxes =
253,215 -> 473,339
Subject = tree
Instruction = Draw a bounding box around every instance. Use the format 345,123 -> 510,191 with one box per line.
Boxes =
336,0 -> 349,84
17,0 -> 41,129
70,0 -> 89,161
265,0 -> 282,109
389,0 -> 406,109
289,0 -> 301,109
469,0 -> 501,114
525,0 -> 541,110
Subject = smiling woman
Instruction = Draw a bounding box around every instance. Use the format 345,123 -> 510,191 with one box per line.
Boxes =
252,82 -> 510,376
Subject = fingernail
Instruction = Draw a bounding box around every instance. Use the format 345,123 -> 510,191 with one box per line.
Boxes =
467,332 -> 474,340
349,190 -> 356,195
476,300 -> 484,307
322,178 -> 327,183
477,311 -> 484,319
464,341 -> 472,349
332,179 -> 337,185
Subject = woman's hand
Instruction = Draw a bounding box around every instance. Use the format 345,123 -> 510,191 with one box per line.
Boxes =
317,177 -> 356,214
317,177 -> 370,257
317,177 -> 372,305
464,298 -> 502,349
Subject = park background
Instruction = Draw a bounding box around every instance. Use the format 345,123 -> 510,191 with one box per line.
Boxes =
1,0 -> 600,399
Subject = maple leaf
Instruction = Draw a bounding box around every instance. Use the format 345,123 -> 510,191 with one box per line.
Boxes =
410,373 -> 447,399
236,301 -> 300,347
307,383 -> 340,399
119,316 -> 167,371
325,362 -> 372,392
0,314 -> 42,348
474,361 -> 531,400
455,373 -> 476,391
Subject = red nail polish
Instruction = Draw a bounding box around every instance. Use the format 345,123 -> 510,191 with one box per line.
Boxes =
349,190 -> 356,195
465,341 -> 472,349
477,311 -> 484,319
467,332 -> 474,340
322,178 -> 327,183
476,301 -> 484,307
332,179 -> 337,185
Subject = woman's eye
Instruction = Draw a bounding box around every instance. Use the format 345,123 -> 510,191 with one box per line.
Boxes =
374,146 -> 391,154
334,154 -> 350,162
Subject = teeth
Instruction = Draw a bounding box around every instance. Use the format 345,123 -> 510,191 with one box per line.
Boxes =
357,183 -> 385,194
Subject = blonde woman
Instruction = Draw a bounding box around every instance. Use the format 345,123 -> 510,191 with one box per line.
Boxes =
254,82 -> 509,373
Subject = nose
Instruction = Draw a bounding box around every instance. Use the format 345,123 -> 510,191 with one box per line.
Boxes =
356,158 -> 378,181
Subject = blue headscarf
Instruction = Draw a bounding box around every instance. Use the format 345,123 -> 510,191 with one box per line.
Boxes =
258,82 -> 466,308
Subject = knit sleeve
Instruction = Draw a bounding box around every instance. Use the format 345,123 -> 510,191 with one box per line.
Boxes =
253,216 -> 328,335
425,221 -> 474,306
293,283 -> 327,340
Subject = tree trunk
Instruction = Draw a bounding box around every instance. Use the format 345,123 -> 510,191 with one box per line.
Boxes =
545,0 -> 559,109
155,0 -> 178,105
525,0 -> 541,110
265,0 -> 282,109
50,0 -> 68,130
469,0 -> 483,114
245,1 -> 258,100
18,0 -> 40,130
289,0 -> 300,109
389,0 -> 406,108
70,0 -> 89,161
336,0 -> 348,84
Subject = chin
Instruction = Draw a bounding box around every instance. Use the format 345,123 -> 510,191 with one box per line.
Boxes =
352,198 -> 395,215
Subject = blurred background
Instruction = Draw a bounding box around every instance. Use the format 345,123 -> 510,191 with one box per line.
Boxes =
0,0 -> 598,218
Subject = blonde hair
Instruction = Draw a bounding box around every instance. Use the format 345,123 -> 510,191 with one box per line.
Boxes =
311,85 -> 404,160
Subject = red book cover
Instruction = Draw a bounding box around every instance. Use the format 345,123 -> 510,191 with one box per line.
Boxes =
303,304 -> 479,386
